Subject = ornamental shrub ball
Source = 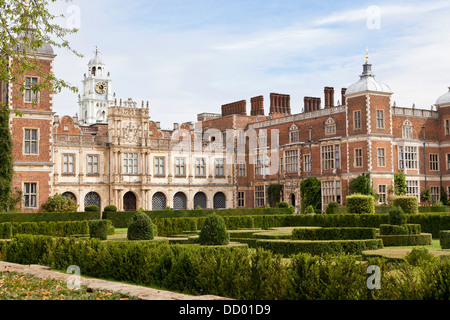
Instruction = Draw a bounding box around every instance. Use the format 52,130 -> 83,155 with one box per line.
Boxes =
388,206 -> 407,225
306,205 -> 315,214
326,201 -> 339,214
199,214 -> 229,245
127,212 -> 154,240
85,205 -> 99,212
103,205 -> 117,213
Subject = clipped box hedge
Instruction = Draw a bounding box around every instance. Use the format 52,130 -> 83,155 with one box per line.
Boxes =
255,239 -> 383,257
377,233 -> 432,246
393,196 -> 419,214
291,227 -> 377,240
379,224 -> 421,236
0,221 -> 90,239
346,194 -> 375,214
440,231 -> 450,249
104,207 -> 293,227
0,211 -> 100,223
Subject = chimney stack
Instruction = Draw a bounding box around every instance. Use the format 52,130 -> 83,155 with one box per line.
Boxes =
324,87 -> 335,108
251,96 -> 264,116
270,93 -> 291,115
341,88 -> 347,106
221,100 -> 247,117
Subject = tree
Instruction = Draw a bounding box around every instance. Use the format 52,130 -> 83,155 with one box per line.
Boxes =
394,171 -> 408,196
1,0 -> 81,102
0,104 -> 14,211
350,174 -> 378,199
41,193 -> 78,212
421,188 -> 431,204
267,184 -> 283,207
0,1 -> 80,211
300,177 -> 321,213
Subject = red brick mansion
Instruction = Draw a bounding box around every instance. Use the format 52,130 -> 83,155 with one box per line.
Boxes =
3,40 -> 450,213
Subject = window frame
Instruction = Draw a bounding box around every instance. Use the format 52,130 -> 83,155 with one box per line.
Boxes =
353,110 -> 362,130
24,76 -> 39,103
23,128 -> 39,155
23,182 -> 38,209
87,154 -> 99,175
154,156 -> 165,177
62,153 -> 75,175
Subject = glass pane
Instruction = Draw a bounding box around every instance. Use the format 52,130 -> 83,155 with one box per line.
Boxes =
31,130 -> 37,140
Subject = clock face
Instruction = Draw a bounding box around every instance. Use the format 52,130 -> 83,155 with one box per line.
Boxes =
95,81 -> 107,94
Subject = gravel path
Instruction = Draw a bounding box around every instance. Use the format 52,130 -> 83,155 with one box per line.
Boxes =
0,261 -> 229,300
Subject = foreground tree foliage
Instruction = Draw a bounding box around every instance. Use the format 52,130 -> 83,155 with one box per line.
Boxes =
0,0 -> 81,210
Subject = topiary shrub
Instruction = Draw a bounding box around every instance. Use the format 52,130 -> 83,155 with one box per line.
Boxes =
278,202 -> 289,208
127,212 -> 154,240
388,206 -> 407,225
306,205 -> 315,214
85,205 -> 99,212
346,194 -> 375,214
325,202 -> 339,215
103,205 -> 117,213
393,196 -> 418,214
198,214 -> 229,245
440,231 -> 450,249
88,220 -> 111,240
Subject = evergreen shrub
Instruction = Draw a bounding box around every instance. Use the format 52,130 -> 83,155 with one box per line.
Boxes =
88,220 -> 112,240
393,196 -> 419,214
127,212 -> 154,240
85,205 -> 99,212
198,214 -> 229,245
325,202 -> 339,214
440,231 -> 450,249
346,194 -> 375,214
389,206 -> 407,225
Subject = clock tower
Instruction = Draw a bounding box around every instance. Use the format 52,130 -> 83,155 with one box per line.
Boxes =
78,47 -> 114,125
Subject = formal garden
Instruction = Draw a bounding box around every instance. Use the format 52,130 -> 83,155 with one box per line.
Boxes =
1,189 -> 450,300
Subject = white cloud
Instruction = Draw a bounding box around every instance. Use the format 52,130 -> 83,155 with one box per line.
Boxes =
49,0 -> 450,128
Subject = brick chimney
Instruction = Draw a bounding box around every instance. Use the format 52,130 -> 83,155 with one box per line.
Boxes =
324,87 -> 334,108
251,96 -> 264,116
270,93 -> 291,115
221,100 -> 247,117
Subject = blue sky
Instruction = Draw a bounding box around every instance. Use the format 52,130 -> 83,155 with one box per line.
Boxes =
50,0 -> 450,129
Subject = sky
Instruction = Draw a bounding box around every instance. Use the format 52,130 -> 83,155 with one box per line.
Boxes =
49,0 -> 450,130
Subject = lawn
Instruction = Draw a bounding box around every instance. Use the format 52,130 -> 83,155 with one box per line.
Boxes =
0,271 -> 138,300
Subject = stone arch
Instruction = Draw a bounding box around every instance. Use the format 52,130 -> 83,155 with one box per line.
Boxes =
213,192 -> 226,209
62,192 -> 77,202
123,191 -> 137,211
173,192 -> 187,210
152,192 -> 166,211
84,192 -> 101,211
194,192 -> 207,209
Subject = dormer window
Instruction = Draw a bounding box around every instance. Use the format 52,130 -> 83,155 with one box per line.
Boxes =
289,124 -> 299,143
402,119 -> 413,139
325,117 -> 336,135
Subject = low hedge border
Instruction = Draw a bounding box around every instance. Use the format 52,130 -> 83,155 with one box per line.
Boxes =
377,233 -> 432,246
379,224 -> 421,236
0,212 -> 100,223
147,213 -> 450,238
104,207 -> 293,227
255,239 -> 383,257
0,220 -> 113,240
291,227 -> 377,240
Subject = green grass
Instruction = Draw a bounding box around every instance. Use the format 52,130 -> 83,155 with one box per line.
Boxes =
0,271 -> 138,300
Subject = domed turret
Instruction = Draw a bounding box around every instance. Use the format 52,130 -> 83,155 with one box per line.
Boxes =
345,49 -> 391,96
88,47 -> 106,77
435,87 -> 450,107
